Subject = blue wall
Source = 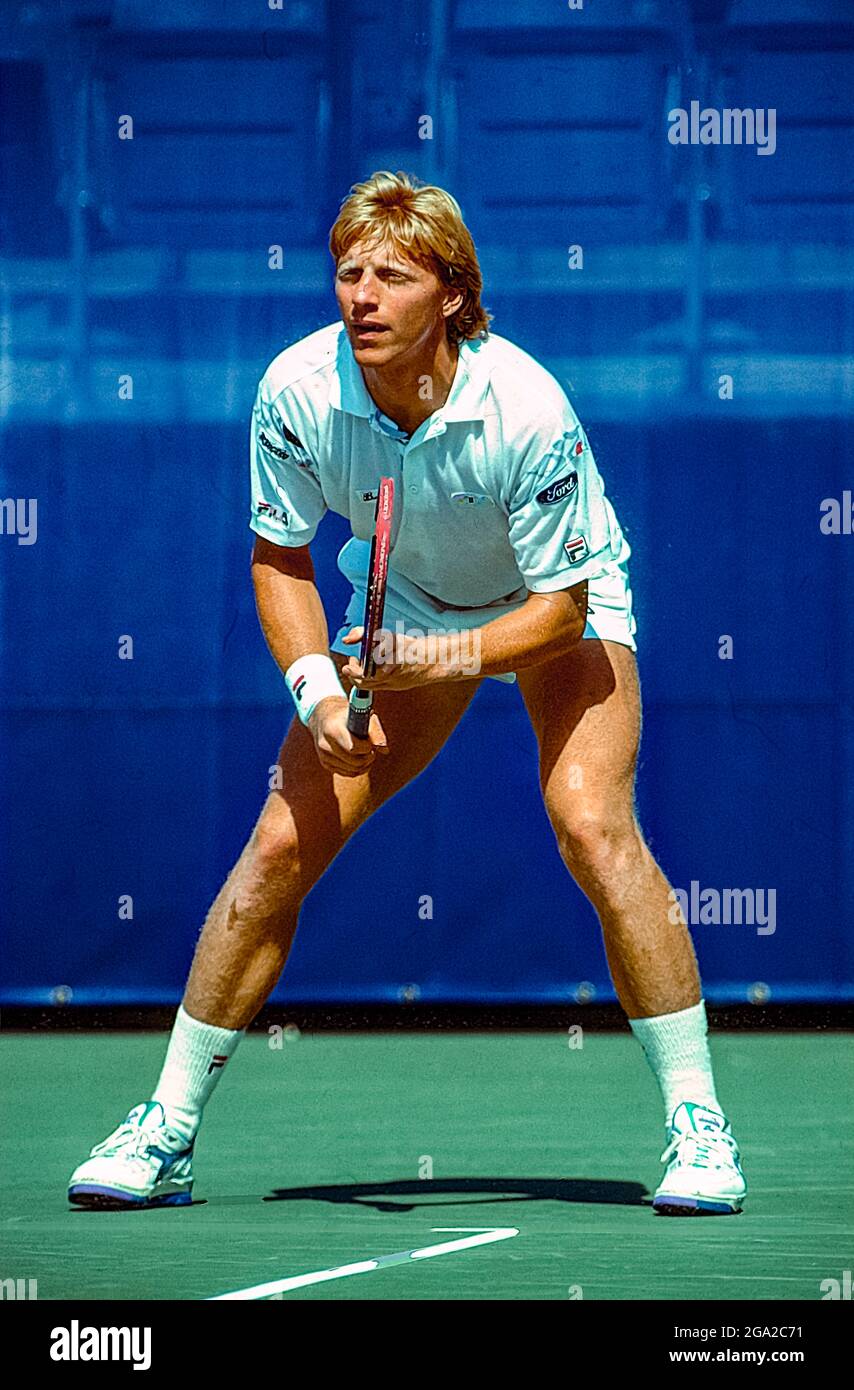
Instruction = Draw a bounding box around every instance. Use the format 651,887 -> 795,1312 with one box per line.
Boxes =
2,417 -> 851,1004
1,0 -> 852,1003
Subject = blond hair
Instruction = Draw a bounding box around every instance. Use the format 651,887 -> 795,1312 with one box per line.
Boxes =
329,170 -> 492,345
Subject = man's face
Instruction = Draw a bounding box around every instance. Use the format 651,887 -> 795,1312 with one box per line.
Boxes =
335,238 -> 457,365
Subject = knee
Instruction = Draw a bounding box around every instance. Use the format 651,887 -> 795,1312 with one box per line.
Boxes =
549,801 -> 640,885
248,809 -> 301,885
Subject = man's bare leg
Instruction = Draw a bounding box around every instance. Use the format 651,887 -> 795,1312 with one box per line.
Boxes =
516,639 -> 746,1214
183,654 -> 482,1029
67,658 -> 483,1206
516,638 -> 698,1020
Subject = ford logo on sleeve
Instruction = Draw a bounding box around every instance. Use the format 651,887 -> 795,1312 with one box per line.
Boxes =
536,472 -> 578,506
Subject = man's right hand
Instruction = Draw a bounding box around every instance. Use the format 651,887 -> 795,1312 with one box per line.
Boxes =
307,695 -> 389,777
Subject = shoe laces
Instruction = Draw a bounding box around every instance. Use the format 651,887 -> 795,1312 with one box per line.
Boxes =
90,1122 -> 156,1161
90,1107 -> 182,1162
661,1124 -> 739,1171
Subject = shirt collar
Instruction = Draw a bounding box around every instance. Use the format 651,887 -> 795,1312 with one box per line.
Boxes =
329,324 -> 494,425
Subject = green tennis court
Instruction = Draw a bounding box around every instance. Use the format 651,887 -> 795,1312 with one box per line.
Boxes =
2,1030 -> 851,1301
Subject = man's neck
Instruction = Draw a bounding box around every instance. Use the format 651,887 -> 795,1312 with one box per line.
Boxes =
359,333 -> 460,437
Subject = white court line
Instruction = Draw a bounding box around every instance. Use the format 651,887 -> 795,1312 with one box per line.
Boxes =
208,1227 -> 519,1300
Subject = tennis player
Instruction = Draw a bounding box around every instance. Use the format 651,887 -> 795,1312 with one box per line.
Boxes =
69,172 -> 746,1216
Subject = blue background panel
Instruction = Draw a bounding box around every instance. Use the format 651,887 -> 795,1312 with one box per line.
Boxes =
0,0 -> 852,1004
2,418 -> 851,1004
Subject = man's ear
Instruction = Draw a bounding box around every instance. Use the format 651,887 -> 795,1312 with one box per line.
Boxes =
443,292 -> 464,320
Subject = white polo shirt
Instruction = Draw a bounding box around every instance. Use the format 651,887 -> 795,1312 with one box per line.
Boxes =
249,321 -> 629,615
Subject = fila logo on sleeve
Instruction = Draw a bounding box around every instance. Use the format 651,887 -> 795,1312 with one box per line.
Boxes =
564,535 -> 589,564
256,500 -> 289,525
207,1054 -> 229,1075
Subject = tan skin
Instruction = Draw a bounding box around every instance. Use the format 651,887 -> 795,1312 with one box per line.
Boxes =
336,234 -> 463,435
182,240 -> 701,1029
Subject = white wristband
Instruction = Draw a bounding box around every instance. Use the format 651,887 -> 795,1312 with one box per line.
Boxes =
285,653 -> 347,725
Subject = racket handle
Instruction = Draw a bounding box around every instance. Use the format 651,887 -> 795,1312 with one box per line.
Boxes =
347,688 -> 373,739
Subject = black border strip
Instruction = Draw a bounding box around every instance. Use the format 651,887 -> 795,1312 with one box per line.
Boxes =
1,1003 -> 852,1032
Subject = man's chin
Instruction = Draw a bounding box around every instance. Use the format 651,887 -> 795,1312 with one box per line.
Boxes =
351,336 -> 395,359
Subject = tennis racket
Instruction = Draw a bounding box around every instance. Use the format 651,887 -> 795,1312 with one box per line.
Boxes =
347,476 -> 395,739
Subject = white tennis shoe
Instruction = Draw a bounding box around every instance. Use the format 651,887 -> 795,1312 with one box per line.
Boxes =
653,1101 -> 746,1215
68,1101 -> 194,1209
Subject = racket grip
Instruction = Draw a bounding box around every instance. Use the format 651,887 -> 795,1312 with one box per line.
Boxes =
347,688 -> 373,739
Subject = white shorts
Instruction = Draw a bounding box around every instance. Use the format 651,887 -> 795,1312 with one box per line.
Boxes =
330,539 -> 637,684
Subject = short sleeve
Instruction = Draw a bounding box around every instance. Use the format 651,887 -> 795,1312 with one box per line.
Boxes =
249,383 -> 327,547
507,415 -> 620,591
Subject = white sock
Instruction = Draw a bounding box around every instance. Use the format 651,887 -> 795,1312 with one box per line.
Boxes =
150,1004 -> 245,1146
629,1000 -> 722,1125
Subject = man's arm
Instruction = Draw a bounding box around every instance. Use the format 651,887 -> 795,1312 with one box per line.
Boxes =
251,534 -> 330,672
460,581 -> 588,678
342,581 -> 587,689
251,534 -> 389,771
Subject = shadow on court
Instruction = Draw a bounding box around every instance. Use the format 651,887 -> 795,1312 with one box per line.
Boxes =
65,1176 -> 649,1214
264,1176 -> 649,1210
